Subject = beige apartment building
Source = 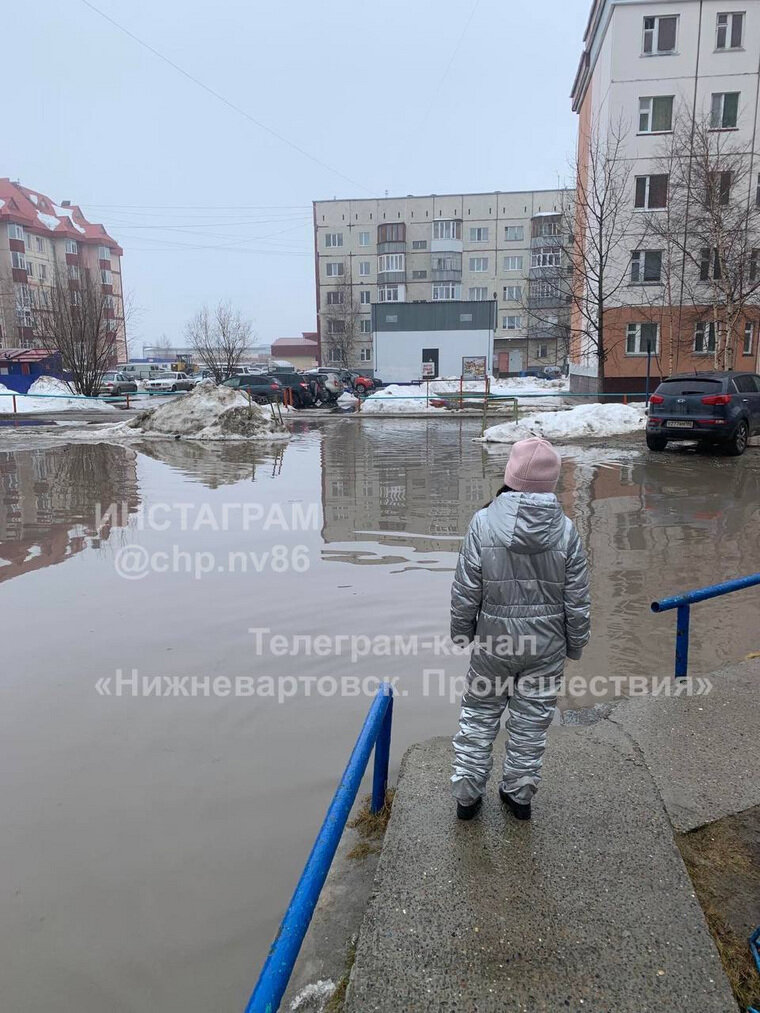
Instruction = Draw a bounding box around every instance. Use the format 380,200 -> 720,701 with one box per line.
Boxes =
0,179 -> 126,362
313,191 -> 572,375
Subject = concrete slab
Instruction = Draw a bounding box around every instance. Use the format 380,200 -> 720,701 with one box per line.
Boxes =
611,659 -> 760,832
345,724 -> 736,1013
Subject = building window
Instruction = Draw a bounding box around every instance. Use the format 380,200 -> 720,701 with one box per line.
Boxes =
98,244 -> 111,259
326,261 -> 344,277
626,322 -> 659,354
537,343 -> 549,358
711,92 -> 739,129
744,321 -> 754,355
694,321 -> 718,353
35,236 -> 45,253
432,283 -> 460,300
469,256 -> 488,272
700,248 -> 722,280
8,223 -> 24,241
327,319 -> 346,335
532,219 -> 561,238
68,264 -> 81,281
531,247 -> 562,268
503,255 -> 523,272
750,249 -> 760,281
468,286 -> 488,300
325,233 -> 343,248
716,11 -> 744,49
11,251 -> 27,270
378,253 -> 405,272
360,320 -> 371,334
708,170 -> 732,205
100,268 -> 112,285
531,279 -> 561,300
71,290 -> 82,308
469,227 -> 489,242
412,239 -> 427,250
360,290 -> 371,304
634,174 -> 668,209
39,263 -> 47,281
504,284 -> 522,301
26,261 -> 34,278
412,269 -> 428,279
504,225 -> 524,241
326,347 -> 343,363
359,346 -> 372,360
630,250 -> 662,282
643,15 -> 678,54
358,231 -> 370,246
378,223 -> 405,243
65,239 -> 78,254
639,95 -> 674,133
378,285 -> 400,302
359,261 -> 370,276
503,314 -> 523,330
326,290 -> 344,305
432,220 -> 461,240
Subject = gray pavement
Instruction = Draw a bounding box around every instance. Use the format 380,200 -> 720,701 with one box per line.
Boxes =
343,661 -> 760,1012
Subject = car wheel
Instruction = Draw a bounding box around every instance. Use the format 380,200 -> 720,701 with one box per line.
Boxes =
171,384 -> 178,392
727,419 -> 749,456
356,383 -> 369,394
646,434 -> 668,452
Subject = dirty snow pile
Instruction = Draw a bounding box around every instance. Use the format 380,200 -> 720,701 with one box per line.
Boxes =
0,376 -> 115,414
124,381 -> 290,440
361,384 -> 448,414
482,402 -> 647,443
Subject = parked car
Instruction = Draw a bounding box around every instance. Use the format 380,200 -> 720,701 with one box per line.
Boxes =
346,370 -> 376,394
646,371 -> 760,455
143,371 -> 195,393
304,369 -> 344,400
542,365 -> 563,380
222,374 -> 283,404
99,371 -> 138,396
267,371 -> 316,408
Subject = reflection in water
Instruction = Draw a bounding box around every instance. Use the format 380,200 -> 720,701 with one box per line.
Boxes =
0,444 -> 139,582
132,438 -> 287,489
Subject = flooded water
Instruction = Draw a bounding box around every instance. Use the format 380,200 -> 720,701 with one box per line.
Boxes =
2,419 -> 760,1011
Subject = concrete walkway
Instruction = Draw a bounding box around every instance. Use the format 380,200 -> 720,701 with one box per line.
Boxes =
344,661 -> 760,1012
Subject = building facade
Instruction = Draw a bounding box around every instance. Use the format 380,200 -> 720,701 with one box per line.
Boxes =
0,179 -> 126,362
313,191 -> 572,375
570,0 -> 760,392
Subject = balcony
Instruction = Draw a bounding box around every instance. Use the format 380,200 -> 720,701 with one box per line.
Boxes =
377,270 -> 406,285
377,241 -> 406,256
431,253 -> 462,283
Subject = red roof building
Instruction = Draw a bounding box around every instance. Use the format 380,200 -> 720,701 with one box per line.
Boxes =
270,332 -> 319,368
0,179 -> 126,362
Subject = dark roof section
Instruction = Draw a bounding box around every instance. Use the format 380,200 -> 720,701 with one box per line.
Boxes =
372,300 -> 496,332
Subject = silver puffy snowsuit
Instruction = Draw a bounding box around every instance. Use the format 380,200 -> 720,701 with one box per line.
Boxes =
451,491 -> 590,805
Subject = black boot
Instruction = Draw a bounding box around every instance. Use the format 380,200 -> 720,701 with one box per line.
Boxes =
456,796 -> 482,821
499,785 -> 531,820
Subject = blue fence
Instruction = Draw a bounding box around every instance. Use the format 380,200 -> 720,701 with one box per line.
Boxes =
245,683 -> 394,1013
651,573 -> 760,678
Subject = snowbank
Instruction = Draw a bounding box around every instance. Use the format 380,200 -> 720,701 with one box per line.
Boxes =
124,382 -> 290,441
362,376 -> 568,415
481,402 -> 647,443
0,376 -> 115,414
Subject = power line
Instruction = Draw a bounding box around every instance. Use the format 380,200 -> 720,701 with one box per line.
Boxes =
79,0 -> 374,195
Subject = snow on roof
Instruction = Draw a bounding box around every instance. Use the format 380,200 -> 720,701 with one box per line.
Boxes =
0,178 -> 121,251
532,209 -> 562,217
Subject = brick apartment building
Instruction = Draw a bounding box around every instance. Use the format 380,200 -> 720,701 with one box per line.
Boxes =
0,179 -> 126,363
313,191 -> 572,375
570,0 -> 760,392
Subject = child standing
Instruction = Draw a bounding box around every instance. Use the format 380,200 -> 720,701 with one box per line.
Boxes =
451,437 -> 590,821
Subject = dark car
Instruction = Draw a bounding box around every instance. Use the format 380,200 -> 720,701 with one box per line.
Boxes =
646,371 -> 760,455
267,371 -> 316,408
222,374 -> 283,404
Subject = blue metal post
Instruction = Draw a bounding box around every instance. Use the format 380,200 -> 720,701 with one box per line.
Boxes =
675,603 -> 690,679
245,684 -> 393,1013
371,691 -> 393,813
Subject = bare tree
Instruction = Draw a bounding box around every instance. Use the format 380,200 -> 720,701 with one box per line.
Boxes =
321,270 -> 359,367
185,301 -> 251,382
568,119 -> 646,391
30,266 -> 120,396
648,112 -> 760,370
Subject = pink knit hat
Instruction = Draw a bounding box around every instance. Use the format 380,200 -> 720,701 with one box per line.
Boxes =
504,437 -> 561,493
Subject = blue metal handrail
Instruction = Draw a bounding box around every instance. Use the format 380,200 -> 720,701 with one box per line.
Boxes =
245,683 -> 394,1013
749,925 -> 760,1012
651,573 -> 760,679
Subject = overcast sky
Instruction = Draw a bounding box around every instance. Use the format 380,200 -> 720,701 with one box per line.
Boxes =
7,0 -> 588,353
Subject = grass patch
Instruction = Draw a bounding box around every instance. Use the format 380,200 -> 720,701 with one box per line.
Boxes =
324,938 -> 357,1013
348,789 -> 395,839
677,812 -> 760,1011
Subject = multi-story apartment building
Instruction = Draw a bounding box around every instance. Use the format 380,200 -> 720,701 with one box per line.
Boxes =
570,0 -> 760,392
313,191 -> 572,375
0,179 -> 126,361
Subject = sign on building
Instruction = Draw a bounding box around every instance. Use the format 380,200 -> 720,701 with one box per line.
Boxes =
461,355 -> 487,381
